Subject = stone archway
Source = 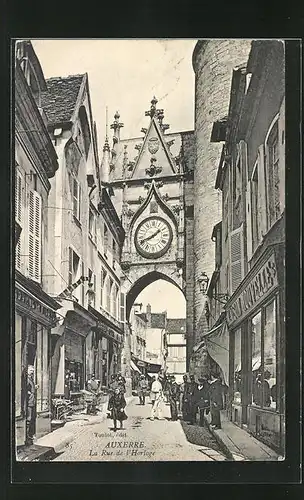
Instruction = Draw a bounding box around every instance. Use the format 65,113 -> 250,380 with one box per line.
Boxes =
126,269 -> 184,321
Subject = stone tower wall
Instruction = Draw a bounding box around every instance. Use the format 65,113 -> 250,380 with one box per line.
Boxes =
192,39 -> 252,344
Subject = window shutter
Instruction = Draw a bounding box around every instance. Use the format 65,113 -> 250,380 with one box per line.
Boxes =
229,225 -> 244,294
28,191 -> 42,281
120,292 -> 125,323
257,145 -> 267,238
68,247 -> 73,285
15,171 -> 22,224
246,180 -> 253,261
78,184 -> 81,220
15,171 -> 22,270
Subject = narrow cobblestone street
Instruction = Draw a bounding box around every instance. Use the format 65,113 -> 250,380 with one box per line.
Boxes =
53,398 -> 227,462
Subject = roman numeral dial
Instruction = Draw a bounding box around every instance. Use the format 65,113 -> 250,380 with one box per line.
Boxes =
135,216 -> 173,259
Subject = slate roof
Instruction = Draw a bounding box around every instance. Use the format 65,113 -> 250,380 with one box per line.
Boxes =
136,313 -> 148,323
150,313 -> 166,329
41,74 -> 85,126
166,318 -> 186,334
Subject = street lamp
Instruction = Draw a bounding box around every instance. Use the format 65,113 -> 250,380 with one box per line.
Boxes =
198,272 -> 209,294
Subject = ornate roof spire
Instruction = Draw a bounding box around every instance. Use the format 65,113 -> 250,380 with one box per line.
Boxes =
100,106 -> 110,182
110,110 -> 124,142
103,106 -> 110,153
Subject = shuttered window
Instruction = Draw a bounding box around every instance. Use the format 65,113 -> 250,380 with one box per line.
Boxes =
70,174 -> 81,221
68,247 -> 73,285
106,277 -> 111,312
28,190 -> 42,282
229,225 -> 244,294
100,267 -> 107,307
15,171 -> 23,270
266,120 -> 280,227
15,170 -> 22,224
120,292 -> 125,323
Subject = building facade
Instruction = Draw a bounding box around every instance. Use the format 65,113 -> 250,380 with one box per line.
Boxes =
191,40 -> 252,350
40,72 -> 125,401
14,41 -> 61,445
165,318 -> 187,383
193,40 -> 285,454
129,303 -> 147,386
106,99 -> 194,392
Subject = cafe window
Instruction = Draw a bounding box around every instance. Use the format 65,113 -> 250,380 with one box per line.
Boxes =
251,297 -> 278,411
233,328 -> 242,404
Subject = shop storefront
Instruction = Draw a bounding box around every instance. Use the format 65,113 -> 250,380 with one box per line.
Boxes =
225,243 -> 285,453
15,272 -> 61,446
89,306 -> 124,389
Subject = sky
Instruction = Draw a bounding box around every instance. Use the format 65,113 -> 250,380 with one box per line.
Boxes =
136,280 -> 186,319
31,39 -> 197,147
31,39 -> 193,319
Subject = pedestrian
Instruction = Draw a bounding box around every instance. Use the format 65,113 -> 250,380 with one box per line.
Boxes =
107,387 -> 128,431
117,373 -> 126,394
180,374 -> 190,421
109,373 -> 118,393
86,374 -> 100,414
137,374 -> 149,405
193,376 -> 210,427
168,375 -> 180,421
209,372 -> 224,429
188,374 -> 198,425
150,375 -> 164,420
25,365 -> 38,446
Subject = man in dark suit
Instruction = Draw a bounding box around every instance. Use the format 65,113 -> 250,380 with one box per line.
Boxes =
188,374 -> 198,425
25,365 -> 37,446
209,373 -> 224,429
168,375 -> 180,421
193,376 -> 210,426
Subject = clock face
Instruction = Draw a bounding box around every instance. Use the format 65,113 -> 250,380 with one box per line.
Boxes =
135,216 -> 173,259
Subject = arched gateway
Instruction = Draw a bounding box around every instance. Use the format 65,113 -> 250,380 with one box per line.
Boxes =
105,97 -> 195,394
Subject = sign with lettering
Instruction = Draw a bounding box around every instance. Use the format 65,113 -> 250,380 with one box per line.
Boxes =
15,286 -> 57,324
95,321 -> 123,344
226,252 -> 278,327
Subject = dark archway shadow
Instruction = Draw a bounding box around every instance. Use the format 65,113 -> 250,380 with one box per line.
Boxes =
126,271 -> 184,321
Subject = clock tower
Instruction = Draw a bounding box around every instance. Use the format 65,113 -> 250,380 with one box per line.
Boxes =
105,97 -> 195,392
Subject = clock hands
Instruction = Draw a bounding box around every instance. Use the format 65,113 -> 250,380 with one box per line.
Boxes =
140,228 -> 161,245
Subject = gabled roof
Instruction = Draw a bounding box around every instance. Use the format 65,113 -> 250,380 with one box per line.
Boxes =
166,318 -> 186,333
41,74 -> 85,126
130,115 -> 177,179
150,313 -> 166,329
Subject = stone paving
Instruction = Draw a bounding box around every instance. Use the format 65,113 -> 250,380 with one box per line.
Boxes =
53,398 -> 228,462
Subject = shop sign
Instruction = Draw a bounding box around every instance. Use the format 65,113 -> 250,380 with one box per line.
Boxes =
95,321 -> 123,344
15,287 -> 56,323
226,252 -> 278,327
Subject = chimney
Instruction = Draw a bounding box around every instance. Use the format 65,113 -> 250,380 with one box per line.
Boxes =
146,303 -> 152,327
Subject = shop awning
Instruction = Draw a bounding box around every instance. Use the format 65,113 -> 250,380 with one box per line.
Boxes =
130,360 -> 141,373
203,322 -> 229,386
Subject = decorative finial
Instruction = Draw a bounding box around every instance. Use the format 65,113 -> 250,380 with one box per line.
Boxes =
145,96 -> 159,118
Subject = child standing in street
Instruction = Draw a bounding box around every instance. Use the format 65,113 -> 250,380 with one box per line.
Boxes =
108,387 -> 128,431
